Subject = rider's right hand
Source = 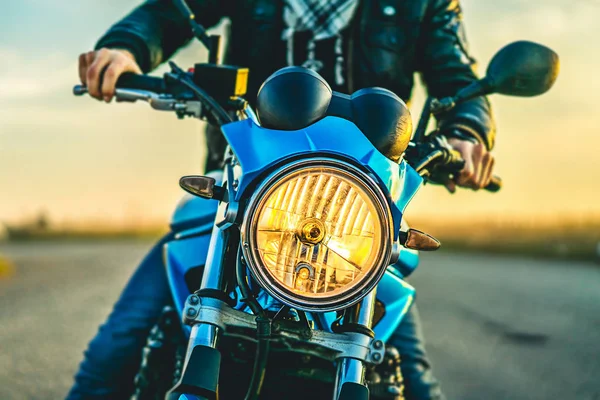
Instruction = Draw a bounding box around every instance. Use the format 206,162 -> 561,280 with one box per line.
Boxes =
78,48 -> 142,102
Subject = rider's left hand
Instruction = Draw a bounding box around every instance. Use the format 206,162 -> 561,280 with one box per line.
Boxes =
444,138 -> 495,193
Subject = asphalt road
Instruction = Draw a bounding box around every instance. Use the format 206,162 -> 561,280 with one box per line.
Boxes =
0,241 -> 598,400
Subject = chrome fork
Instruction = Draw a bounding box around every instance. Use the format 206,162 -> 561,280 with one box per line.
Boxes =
167,223 -> 229,400
333,290 -> 377,400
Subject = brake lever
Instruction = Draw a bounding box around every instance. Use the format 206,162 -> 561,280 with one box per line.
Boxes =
411,135 -> 502,192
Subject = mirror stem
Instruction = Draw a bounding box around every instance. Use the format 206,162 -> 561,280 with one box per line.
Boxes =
412,96 -> 433,143
173,0 -> 212,49
208,35 -> 222,65
454,76 -> 494,104
430,97 -> 456,115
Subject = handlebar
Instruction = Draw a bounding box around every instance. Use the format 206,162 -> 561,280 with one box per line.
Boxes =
115,73 -> 167,93
73,69 -> 502,192
73,73 -> 167,96
73,73 -> 205,118
72,68 -> 255,125
72,68 -> 234,123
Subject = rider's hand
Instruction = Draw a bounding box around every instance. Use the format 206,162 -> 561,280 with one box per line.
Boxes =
78,48 -> 142,102
444,138 -> 495,193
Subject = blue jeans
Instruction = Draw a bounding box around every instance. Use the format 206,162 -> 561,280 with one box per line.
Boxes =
67,235 -> 445,400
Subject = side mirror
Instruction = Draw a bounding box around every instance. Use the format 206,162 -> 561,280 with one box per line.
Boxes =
486,41 -> 559,96
455,41 -> 559,102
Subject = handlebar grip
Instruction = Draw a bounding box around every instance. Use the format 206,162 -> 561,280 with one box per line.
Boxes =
485,176 -> 502,192
116,73 -> 166,93
447,149 -> 502,192
72,73 -> 167,97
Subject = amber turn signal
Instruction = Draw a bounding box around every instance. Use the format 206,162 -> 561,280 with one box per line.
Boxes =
399,229 -> 440,251
179,175 -> 227,201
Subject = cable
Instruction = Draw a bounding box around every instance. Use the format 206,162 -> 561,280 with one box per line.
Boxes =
166,62 -> 233,126
235,245 -> 270,400
236,246 -> 265,317
245,326 -> 270,400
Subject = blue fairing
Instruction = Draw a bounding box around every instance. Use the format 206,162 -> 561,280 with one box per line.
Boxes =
392,246 -> 420,277
221,116 -> 423,240
164,234 -> 211,317
166,116 -> 422,343
374,268 -> 415,341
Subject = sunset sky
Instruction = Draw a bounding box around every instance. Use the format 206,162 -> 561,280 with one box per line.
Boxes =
1,0 -> 599,228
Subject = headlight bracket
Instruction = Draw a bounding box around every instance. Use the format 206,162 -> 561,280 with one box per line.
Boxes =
182,295 -> 385,365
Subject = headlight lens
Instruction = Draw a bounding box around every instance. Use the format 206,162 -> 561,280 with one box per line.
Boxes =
243,161 -> 391,311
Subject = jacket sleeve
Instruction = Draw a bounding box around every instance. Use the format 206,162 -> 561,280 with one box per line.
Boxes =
95,0 -> 225,73
417,0 -> 496,149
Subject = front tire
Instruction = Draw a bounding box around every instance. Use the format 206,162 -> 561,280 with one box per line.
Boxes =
132,306 -> 186,400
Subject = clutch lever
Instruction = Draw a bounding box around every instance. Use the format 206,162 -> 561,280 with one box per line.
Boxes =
73,85 -> 164,103
72,85 -> 203,118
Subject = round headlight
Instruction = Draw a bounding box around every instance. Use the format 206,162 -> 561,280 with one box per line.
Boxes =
242,159 -> 392,311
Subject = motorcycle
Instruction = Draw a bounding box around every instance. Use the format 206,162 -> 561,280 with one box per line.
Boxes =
73,2 -> 559,399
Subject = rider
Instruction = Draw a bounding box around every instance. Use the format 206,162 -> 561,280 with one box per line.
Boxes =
69,0 -> 496,399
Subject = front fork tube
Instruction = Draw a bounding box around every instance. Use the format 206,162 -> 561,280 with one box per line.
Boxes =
189,223 -> 230,345
333,290 -> 377,400
168,225 -> 229,400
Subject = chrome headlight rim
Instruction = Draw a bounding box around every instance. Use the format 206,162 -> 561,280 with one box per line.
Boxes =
240,157 -> 393,312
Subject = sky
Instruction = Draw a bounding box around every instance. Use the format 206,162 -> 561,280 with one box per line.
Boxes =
1,0 -> 599,228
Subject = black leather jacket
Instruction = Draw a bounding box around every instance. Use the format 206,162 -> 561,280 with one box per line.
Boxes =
96,0 -> 495,150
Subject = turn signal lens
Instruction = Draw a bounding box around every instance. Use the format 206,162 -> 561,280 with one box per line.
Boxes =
246,165 -> 388,305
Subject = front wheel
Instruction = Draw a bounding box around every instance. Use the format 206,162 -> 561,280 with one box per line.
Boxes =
131,307 -> 405,400
131,306 -> 186,400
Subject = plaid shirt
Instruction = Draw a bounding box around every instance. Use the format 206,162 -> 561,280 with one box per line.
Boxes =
282,0 -> 359,41
282,0 -> 359,85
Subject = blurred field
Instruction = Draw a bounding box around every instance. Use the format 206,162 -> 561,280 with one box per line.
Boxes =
0,254 -> 15,279
413,216 -> 600,262
0,241 -> 152,400
4,215 -> 600,263
0,241 -> 598,400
